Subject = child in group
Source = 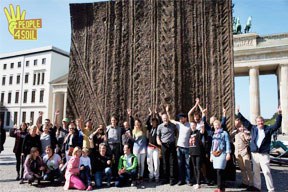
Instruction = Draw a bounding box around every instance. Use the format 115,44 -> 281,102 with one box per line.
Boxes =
189,121 -> 205,190
63,147 -> 86,191
210,120 -> 231,192
79,148 -> 92,191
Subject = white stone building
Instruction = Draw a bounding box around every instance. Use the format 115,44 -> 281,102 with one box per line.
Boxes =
0,46 -> 69,129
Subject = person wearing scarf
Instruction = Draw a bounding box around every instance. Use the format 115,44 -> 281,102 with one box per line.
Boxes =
210,120 -> 231,192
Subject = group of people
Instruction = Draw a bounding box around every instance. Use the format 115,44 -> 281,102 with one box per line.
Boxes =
5,98 -> 282,192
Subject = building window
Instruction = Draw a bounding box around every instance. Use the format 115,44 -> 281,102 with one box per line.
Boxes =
0,93 -> 4,104
3,64 -> 7,70
31,90 -> 36,103
16,75 -> 20,84
18,62 -> 21,68
33,74 -> 36,85
26,61 -> 29,67
23,91 -> 28,103
22,112 -> 26,123
30,112 -> 34,124
42,58 -> 46,65
10,63 -> 14,69
2,76 -> 5,85
34,59 -> 37,66
39,90 -> 44,103
24,74 -> 29,84
15,91 -> 19,104
14,112 -> 18,125
8,92 -> 12,104
41,73 -> 45,85
6,112 -> 10,126
37,73 -> 40,85
9,76 -> 13,85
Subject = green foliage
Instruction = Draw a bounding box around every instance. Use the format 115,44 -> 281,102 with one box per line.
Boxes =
265,113 -> 277,126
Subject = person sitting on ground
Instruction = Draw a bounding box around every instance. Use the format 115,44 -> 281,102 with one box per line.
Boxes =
63,147 -> 86,190
92,143 -> 112,188
115,144 -> 138,187
23,147 -> 45,185
21,125 -> 42,184
236,106 -> 282,192
79,148 -> 92,191
43,145 -> 63,184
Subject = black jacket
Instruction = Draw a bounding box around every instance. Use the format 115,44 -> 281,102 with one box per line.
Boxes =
22,134 -> 42,155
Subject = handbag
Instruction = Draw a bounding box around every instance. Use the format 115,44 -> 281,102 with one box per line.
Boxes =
212,150 -> 222,157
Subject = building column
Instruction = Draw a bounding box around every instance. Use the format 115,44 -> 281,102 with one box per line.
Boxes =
277,65 -> 288,134
52,92 -> 56,123
63,92 -> 67,118
249,67 -> 260,124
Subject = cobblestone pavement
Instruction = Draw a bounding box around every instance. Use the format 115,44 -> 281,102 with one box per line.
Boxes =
1,133 -> 288,192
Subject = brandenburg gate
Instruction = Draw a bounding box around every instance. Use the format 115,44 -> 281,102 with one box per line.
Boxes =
234,33 -> 288,133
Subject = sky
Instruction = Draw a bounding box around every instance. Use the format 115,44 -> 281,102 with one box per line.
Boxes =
0,0 -> 287,119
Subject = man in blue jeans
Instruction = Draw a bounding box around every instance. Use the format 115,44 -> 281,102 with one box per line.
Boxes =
167,110 -> 191,186
115,144 -> 138,187
93,143 -> 112,188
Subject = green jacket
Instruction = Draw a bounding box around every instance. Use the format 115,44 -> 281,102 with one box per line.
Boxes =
118,154 -> 138,172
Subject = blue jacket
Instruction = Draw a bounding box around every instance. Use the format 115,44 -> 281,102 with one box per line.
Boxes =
237,112 -> 282,154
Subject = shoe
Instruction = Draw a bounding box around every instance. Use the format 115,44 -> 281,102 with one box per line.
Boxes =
187,182 -> 193,186
203,177 -> 209,184
170,180 -> 177,186
155,179 -> 160,183
193,184 -> 201,189
208,180 -> 215,186
246,186 -> 260,191
19,179 -> 24,184
16,175 -> 20,181
140,185 -> 145,189
239,183 -> 248,188
131,181 -> 136,187
161,180 -> 169,185
107,182 -> 111,187
86,186 -> 92,191
213,189 -> 221,192
177,181 -> 185,186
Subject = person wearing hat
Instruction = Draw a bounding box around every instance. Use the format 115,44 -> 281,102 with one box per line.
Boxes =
53,111 -> 69,156
166,106 -> 192,186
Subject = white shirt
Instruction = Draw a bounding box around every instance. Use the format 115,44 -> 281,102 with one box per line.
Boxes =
256,128 -> 265,148
175,121 -> 191,148
79,156 -> 91,169
196,122 -> 202,131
